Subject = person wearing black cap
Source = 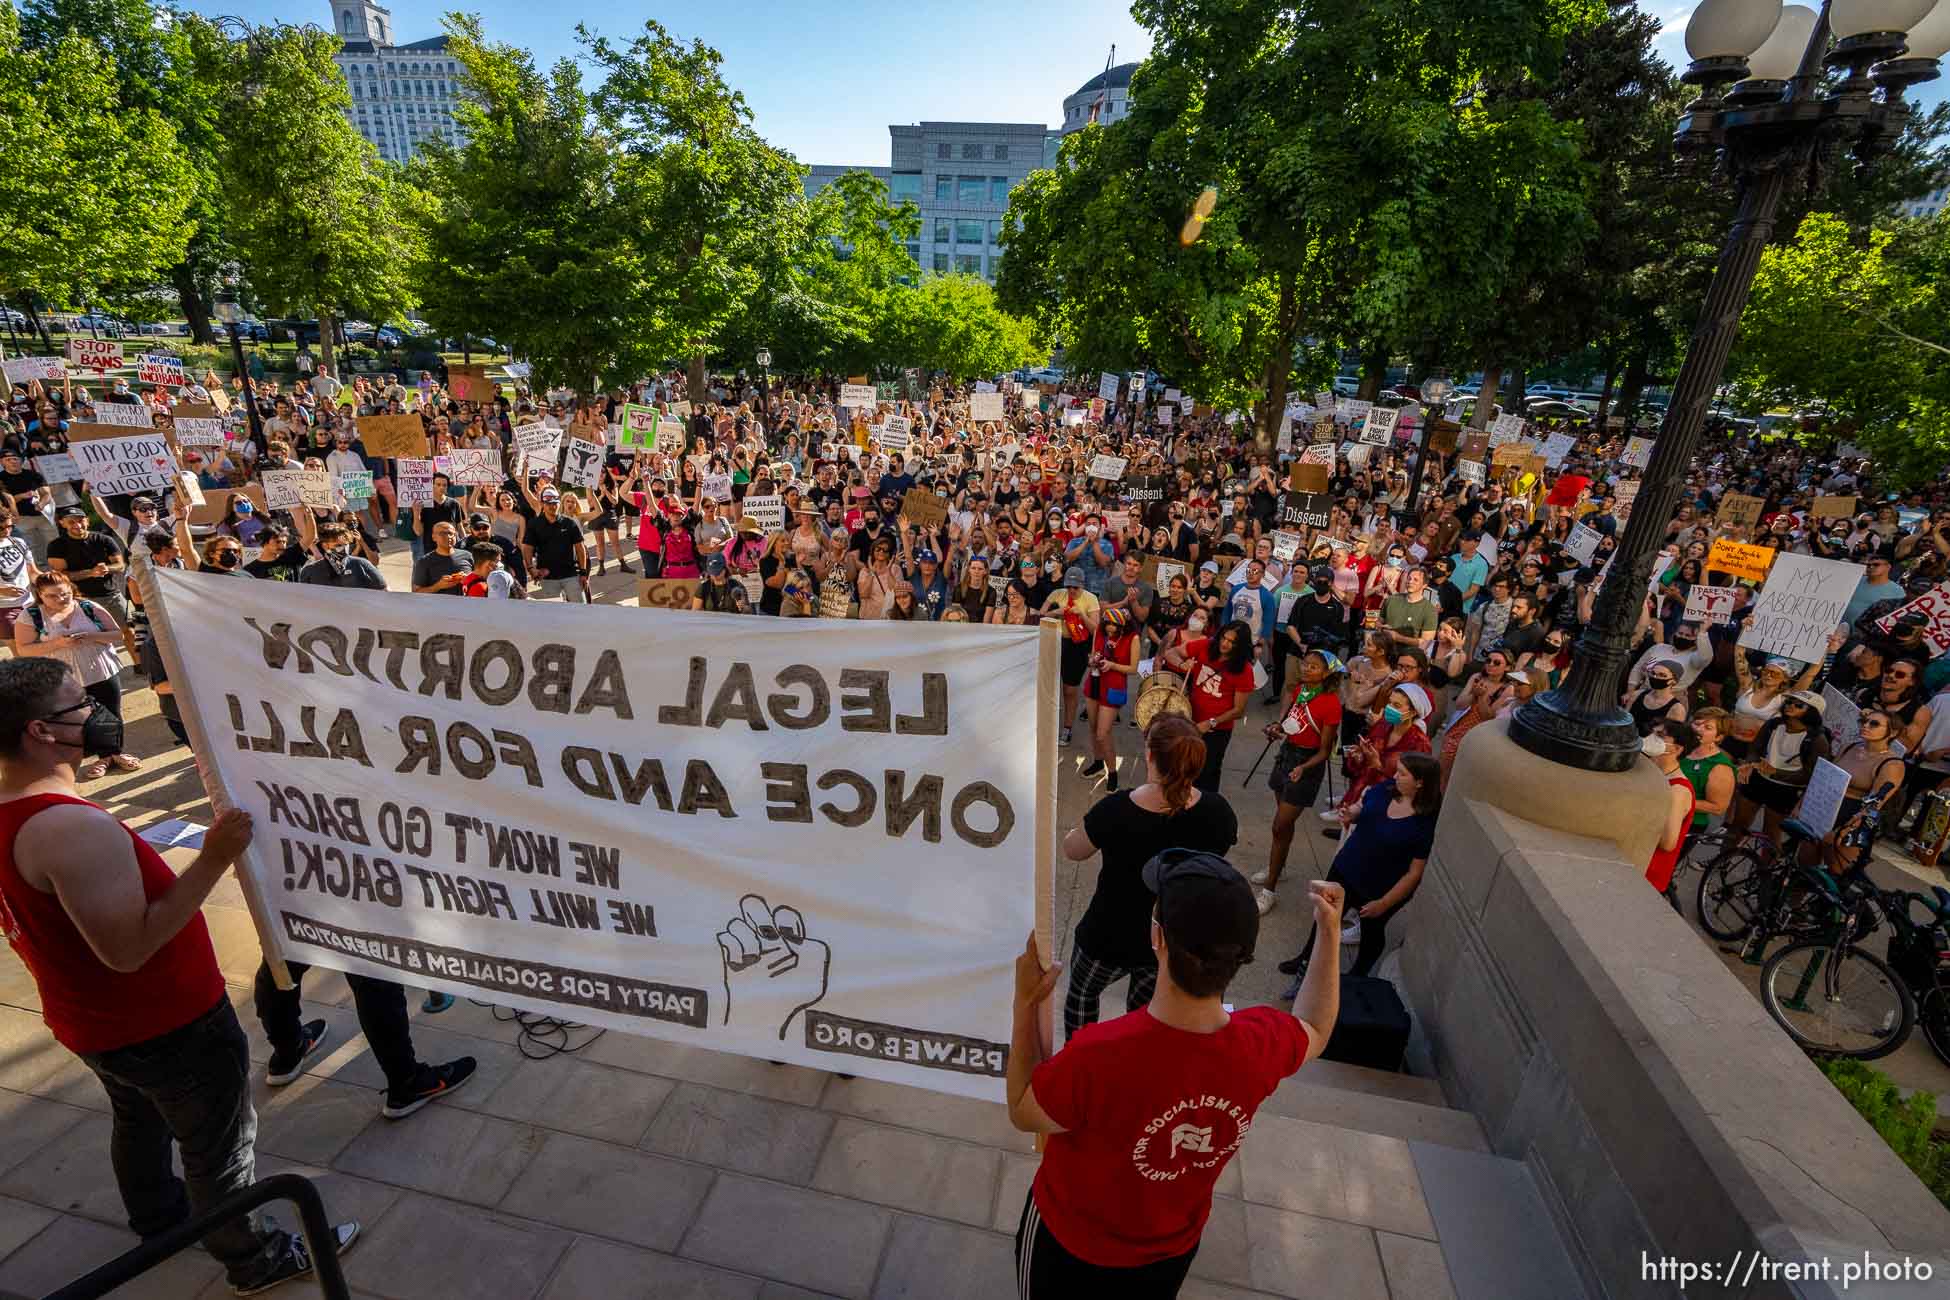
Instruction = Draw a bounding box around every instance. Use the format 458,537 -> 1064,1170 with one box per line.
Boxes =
1007,851 -> 1343,1297
462,511 -> 525,588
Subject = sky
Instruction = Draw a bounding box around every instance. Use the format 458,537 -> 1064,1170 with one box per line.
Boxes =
178,0 -> 1942,163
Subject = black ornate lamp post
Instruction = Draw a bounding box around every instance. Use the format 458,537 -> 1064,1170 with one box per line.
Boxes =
213,285 -> 266,450
1509,0 -> 1943,772
1403,371 -> 1453,521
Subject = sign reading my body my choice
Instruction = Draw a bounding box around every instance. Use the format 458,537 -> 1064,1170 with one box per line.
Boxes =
148,573 -> 1048,1101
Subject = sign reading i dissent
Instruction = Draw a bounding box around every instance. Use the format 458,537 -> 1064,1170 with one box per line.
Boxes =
141,571 -> 1053,1102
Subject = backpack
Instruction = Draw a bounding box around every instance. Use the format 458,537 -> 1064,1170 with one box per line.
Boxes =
29,598 -> 107,637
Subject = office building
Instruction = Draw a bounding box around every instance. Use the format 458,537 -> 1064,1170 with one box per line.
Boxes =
1898,179 -> 1947,220
1060,62 -> 1139,134
328,0 -> 463,163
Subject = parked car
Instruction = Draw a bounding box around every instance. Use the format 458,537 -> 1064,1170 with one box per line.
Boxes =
1022,367 -> 1066,383
1526,399 -> 1590,421
136,322 -> 173,336
0,308 -> 25,328
67,313 -> 128,337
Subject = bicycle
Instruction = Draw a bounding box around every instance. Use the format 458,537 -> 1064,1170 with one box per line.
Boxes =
1759,875 -> 1922,1061
1694,822 -> 1819,947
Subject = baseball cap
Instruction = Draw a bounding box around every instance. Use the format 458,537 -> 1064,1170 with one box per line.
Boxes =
915,548 -> 938,564
55,505 -> 86,519
466,512 -> 492,528
705,554 -> 727,575
1063,565 -> 1086,589
1140,849 -> 1258,969
130,496 -> 158,511
540,488 -> 560,502
1786,689 -> 1826,716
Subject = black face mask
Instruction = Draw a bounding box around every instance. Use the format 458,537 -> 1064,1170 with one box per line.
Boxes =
211,551 -> 240,569
42,698 -> 123,759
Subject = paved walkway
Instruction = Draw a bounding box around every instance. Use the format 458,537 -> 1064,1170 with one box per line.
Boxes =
0,548 -> 1560,1299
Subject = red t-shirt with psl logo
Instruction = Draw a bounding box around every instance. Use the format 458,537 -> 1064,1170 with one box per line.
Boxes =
1029,1006 -> 1309,1266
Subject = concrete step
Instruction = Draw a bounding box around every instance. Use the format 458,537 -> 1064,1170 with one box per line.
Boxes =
1259,1070 -> 1490,1154
1290,1056 -> 1449,1107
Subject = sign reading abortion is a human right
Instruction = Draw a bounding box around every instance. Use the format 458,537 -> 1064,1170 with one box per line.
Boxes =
144,570 -> 1051,1101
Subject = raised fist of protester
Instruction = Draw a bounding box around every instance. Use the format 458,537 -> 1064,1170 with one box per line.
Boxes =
716,894 -> 831,1041
1308,880 -> 1346,930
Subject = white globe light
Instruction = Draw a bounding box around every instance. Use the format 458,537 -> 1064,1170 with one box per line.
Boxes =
1898,0 -> 1950,58
1687,0 -> 1787,60
1831,0 -> 1937,38
1747,4 -> 1820,78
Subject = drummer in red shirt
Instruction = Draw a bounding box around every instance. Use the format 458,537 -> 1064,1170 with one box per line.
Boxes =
1162,620 -> 1256,792
1007,852 -> 1344,1297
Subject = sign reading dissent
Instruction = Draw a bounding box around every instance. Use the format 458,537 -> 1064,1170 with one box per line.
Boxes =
145,572 -> 1049,1101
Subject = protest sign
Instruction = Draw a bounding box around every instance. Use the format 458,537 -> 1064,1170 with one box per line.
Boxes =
840,383 -> 877,410
1342,443 -> 1373,469
1620,436 -> 1654,469
1822,686 -> 1862,753
1124,475 -> 1165,504
261,470 -> 307,511
88,402 -> 154,429
969,392 -> 1004,422
670,400 -> 693,421
1087,454 -> 1128,481
1279,491 -> 1332,530
1288,462 -> 1329,494
446,447 -> 501,487
69,431 -> 174,495
1541,432 -> 1576,469
1685,584 -> 1740,626
1141,557 -> 1187,591
1097,372 -> 1120,402
2,356 -> 64,384
1812,495 -> 1857,520
176,472 -> 205,510
1720,494 -> 1765,528
1459,430 -> 1489,461
615,405 -> 660,451
1270,531 -> 1303,563
395,460 -> 434,507
1745,553 -> 1860,663
901,487 -> 949,529
972,380 -> 996,394
449,365 -> 496,403
1297,443 -> 1335,467
1563,524 -> 1603,566
1156,404 -> 1173,427
172,406 -> 227,446
1874,582 -> 1950,654
338,471 -> 375,502
1087,398 -> 1106,423
878,416 -> 912,451
513,422 -> 562,467
356,415 -> 429,459
1456,459 -> 1486,485
741,494 -> 784,534
189,484 -> 267,526
1428,423 -> 1460,454
701,474 -> 733,504
65,337 -> 122,371
1794,759 -> 1852,840
300,466 -> 338,508
1309,417 -> 1337,445
1489,413 -> 1527,444
34,453 -> 80,484
559,438 -> 603,490
1491,440 -> 1534,469
1359,406 -> 1399,447
136,353 -> 186,386
139,571 -> 1053,1101
1706,538 -> 1775,583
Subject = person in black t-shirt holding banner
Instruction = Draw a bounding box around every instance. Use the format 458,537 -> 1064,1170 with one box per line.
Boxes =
522,487 -> 587,602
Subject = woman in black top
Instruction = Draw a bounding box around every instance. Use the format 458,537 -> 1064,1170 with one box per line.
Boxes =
1057,714 -> 1239,1038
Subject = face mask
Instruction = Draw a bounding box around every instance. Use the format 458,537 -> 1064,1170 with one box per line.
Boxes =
1046,562 -> 1060,577
323,546 -> 350,570
1187,616 -> 1208,634
212,550 -> 240,568
1382,706 -> 1406,726
43,698 -> 123,759
234,502 -> 254,516
1387,557 -> 1404,569
1673,635 -> 1696,649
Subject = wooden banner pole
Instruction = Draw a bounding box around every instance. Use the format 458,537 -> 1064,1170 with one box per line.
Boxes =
1031,620 -> 1059,1154
131,555 -> 293,988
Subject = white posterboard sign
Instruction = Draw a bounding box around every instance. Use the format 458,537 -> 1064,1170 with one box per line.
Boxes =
73,433 -> 175,495
1563,523 -> 1602,566
702,473 -> 733,503
1342,442 -> 1372,469
1794,758 -> 1851,840
1270,531 -> 1302,562
741,494 -> 784,534
173,417 -> 227,447
1745,553 -> 1862,663
261,469 -> 306,511
1488,413 -> 1527,445
447,447 -> 502,487
1541,433 -> 1576,469
878,416 -> 912,451
2,356 -> 65,384
89,402 -> 155,429
33,453 -> 80,484
513,422 -> 562,466
1359,406 -> 1399,447
840,383 -> 877,410
1087,454 -> 1129,481
142,571 -> 1051,1102
1097,372 -> 1120,403
1456,459 -> 1486,485
1621,436 -> 1654,469
559,438 -> 603,489
968,392 -> 1004,423
1822,685 -> 1861,753
1874,582 -> 1950,655
1684,583 -> 1740,626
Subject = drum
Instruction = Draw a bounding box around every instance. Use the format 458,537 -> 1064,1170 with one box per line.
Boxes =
1134,671 -> 1192,731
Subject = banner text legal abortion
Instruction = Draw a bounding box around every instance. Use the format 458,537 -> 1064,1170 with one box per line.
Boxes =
233,618 -> 1015,849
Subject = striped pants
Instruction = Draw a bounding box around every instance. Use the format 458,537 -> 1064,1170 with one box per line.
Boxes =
1016,1191 -> 1198,1298
1062,941 -> 1157,1042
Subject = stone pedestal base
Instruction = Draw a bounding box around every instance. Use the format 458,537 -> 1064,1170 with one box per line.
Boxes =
1445,717 -> 1669,868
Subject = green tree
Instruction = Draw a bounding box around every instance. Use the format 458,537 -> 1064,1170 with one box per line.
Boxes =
0,0 -> 194,330
889,273 -> 1040,380
216,20 -> 420,375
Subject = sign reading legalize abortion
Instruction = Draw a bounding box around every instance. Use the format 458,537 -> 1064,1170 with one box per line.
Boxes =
140,572 -> 1053,1102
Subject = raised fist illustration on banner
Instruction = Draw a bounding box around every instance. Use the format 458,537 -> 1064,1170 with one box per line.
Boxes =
716,894 -> 830,1041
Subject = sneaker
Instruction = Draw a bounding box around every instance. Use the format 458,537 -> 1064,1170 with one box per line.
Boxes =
1079,759 -> 1105,777
1317,809 -> 1340,823
230,1222 -> 361,1295
382,1056 -> 476,1119
265,1020 -> 330,1087
1061,727 -> 1073,746
1104,767 -> 1119,792
1277,954 -> 1309,976
421,992 -> 455,1014
1250,869 -> 1272,886
1322,827 -> 1342,841
1255,888 -> 1277,916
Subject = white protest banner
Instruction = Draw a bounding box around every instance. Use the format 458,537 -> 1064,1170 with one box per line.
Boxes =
559,438 -> 603,490
701,473 -> 733,503
141,570 -> 1052,1102
396,459 -> 434,507
1745,553 -> 1861,663
741,494 -> 784,533
1087,454 -> 1129,481
1270,530 -> 1303,563
1164,388 -> 1180,405
513,422 -> 561,466
840,383 -> 877,410
1156,404 -> 1174,427
137,353 -> 187,386
1097,372 -> 1120,402
3,356 -> 65,384
878,416 -> 912,451
1359,406 -> 1399,447
447,447 -> 502,487
1874,582 -> 1950,655
66,337 -> 122,372
1621,436 -> 1654,469
32,451 -> 79,486
1684,583 -> 1740,626
1794,758 -> 1852,840
89,402 -> 155,429
261,469 -> 306,511
338,471 -> 375,502
70,433 -> 173,494
1298,443 -> 1336,467
968,392 -> 1004,423
173,416 -> 227,446
1335,398 -> 1371,422
1061,408 -> 1085,428
1488,413 -> 1527,446
1456,458 -> 1486,485
1541,432 -> 1576,469
1822,685 -> 1861,753
1564,523 -> 1603,566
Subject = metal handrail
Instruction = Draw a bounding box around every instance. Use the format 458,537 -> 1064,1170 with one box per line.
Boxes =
43,1172 -> 349,1300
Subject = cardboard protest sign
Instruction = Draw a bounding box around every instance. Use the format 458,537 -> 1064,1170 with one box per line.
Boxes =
1720,494 -> 1765,528
1359,406 -> 1399,447
1874,582 -> 1950,654
1707,538 -> 1775,583
840,383 -> 877,410
1429,422 -> 1460,454
356,414 -> 429,459
878,415 -> 912,452
338,471 -> 375,502
741,494 -> 784,534
1491,440 -> 1535,468
395,460 -> 434,507
70,431 -> 175,494
1459,431 -> 1489,460
260,470 -> 307,511
1812,495 -> 1857,520
87,403 -> 155,429
1309,417 -> 1338,445
1620,436 -> 1654,469
34,453 -> 80,483
901,487 -> 948,529
448,365 -> 496,403
1563,524 -> 1602,566
2,356 -> 65,384
65,337 -> 122,371
1124,475 -> 1165,504
701,474 -> 733,504
446,447 -> 502,486
189,484 -> 267,526
1685,583 -> 1740,625
1097,372 -> 1120,402
1745,553 -> 1860,663
1288,462 -> 1329,494
136,353 -> 186,386
559,438 -> 603,490
1540,432 -> 1576,469
1279,491 -> 1332,530
1141,557 -> 1188,591
143,571 -> 1053,1101
513,422 -> 562,466
634,578 -> 697,610
1087,454 -> 1128,481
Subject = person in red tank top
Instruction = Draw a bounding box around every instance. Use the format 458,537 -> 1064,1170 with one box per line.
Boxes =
1644,724 -> 1699,896
1004,850 -> 1346,1298
0,658 -> 357,1292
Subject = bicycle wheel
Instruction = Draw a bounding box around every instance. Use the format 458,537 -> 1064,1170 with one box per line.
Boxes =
1919,987 -> 1950,1069
1697,847 -> 1766,942
1761,941 -> 1915,1060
